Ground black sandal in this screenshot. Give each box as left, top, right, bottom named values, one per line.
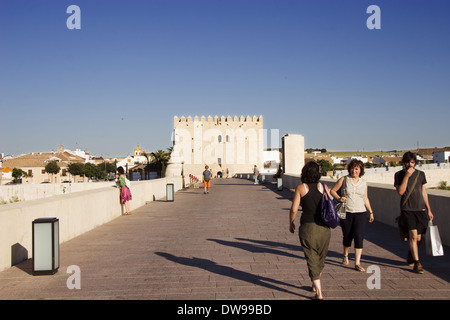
left=355, top=265, right=365, bottom=272
left=342, top=255, right=349, bottom=265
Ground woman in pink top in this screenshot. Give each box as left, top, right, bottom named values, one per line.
left=117, top=166, right=132, bottom=215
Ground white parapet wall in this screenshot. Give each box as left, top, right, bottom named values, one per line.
left=0, top=177, right=183, bottom=272
left=333, top=165, right=450, bottom=188
left=281, top=174, right=450, bottom=247
left=365, top=181, right=450, bottom=246
left=0, top=181, right=120, bottom=203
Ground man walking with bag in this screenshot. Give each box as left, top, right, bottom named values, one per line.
left=394, top=152, right=434, bottom=274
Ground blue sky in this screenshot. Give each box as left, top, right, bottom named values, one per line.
left=1, top=0, right=449, bottom=156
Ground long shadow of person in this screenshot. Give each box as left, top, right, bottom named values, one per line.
left=207, top=238, right=301, bottom=260
left=155, top=252, right=310, bottom=299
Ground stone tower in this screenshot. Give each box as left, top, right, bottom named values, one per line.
left=166, top=115, right=264, bottom=178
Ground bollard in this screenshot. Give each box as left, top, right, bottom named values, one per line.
left=277, top=178, right=283, bottom=191
left=32, top=217, right=59, bottom=275
left=166, top=182, right=174, bottom=201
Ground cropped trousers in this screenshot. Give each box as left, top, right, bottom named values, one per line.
left=299, top=222, right=331, bottom=281
left=340, top=212, right=368, bottom=249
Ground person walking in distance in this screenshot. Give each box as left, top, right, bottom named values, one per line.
left=203, top=165, right=212, bottom=194
left=394, top=152, right=434, bottom=274
left=253, top=165, right=260, bottom=184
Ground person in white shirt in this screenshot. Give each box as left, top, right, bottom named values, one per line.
left=331, top=160, right=374, bottom=272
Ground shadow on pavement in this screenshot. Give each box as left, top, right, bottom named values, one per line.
left=155, top=252, right=311, bottom=299
left=208, top=238, right=302, bottom=260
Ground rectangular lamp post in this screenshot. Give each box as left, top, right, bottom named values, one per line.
left=166, top=183, right=174, bottom=202
left=32, top=217, right=59, bottom=275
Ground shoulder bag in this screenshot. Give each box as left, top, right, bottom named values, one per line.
left=396, top=171, right=420, bottom=241
left=321, top=183, right=340, bottom=228
left=334, top=176, right=347, bottom=219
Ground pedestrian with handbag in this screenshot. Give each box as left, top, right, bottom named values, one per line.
left=289, top=161, right=331, bottom=300
left=331, top=159, right=374, bottom=272
left=394, top=152, right=434, bottom=274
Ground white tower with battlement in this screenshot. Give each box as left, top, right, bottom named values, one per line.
left=166, top=115, right=264, bottom=178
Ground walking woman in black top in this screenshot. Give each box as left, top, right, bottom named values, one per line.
left=289, top=161, right=331, bottom=300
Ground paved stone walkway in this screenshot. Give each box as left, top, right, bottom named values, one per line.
left=0, top=178, right=449, bottom=301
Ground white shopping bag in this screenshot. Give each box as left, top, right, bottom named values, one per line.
left=425, top=221, right=444, bottom=257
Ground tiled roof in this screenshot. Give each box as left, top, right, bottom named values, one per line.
left=2, top=152, right=84, bottom=169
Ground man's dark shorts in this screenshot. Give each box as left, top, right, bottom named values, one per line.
left=401, top=210, right=428, bottom=235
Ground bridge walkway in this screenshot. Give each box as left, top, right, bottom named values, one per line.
left=0, top=178, right=449, bottom=301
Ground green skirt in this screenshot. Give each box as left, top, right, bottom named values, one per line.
left=299, top=222, right=331, bottom=281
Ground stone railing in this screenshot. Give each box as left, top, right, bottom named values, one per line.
left=0, top=177, right=183, bottom=272
left=333, top=165, right=450, bottom=188
left=0, top=181, right=118, bottom=203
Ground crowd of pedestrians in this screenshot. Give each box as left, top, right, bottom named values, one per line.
left=289, top=151, right=435, bottom=299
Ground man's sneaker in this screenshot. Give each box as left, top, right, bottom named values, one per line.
left=413, top=261, right=424, bottom=274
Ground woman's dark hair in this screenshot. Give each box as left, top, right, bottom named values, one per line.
left=347, top=159, right=365, bottom=177
left=402, top=151, right=417, bottom=164
left=300, top=161, right=321, bottom=183
left=117, top=166, right=125, bottom=174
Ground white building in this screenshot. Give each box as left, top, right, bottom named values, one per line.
left=433, top=151, right=450, bottom=164
left=263, top=150, right=281, bottom=174
left=345, top=156, right=369, bottom=164
left=116, top=145, right=150, bottom=170
left=67, top=148, right=91, bottom=161
left=166, top=115, right=265, bottom=178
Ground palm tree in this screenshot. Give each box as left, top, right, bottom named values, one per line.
left=151, top=149, right=171, bottom=178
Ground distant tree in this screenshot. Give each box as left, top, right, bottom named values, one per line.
left=151, top=149, right=171, bottom=178
left=365, top=162, right=374, bottom=169
left=67, top=162, right=85, bottom=180
left=45, top=160, right=61, bottom=183
left=106, top=162, right=117, bottom=173
left=438, top=181, right=448, bottom=190
left=12, top=168, right=27, bottom=183
left=84, top=163, right=99, bottom=179
left=141, top=152, right=152, bottom=180
left=305, top=148, right=327, bottom=154
left=45, top=160, right=61, bottom=175
left=96, top=162, right=116, bottom=179
left=317, top=159, right=334, bottom=175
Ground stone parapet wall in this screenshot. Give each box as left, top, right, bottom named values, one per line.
left=0, top=177, right=182, bottom=272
